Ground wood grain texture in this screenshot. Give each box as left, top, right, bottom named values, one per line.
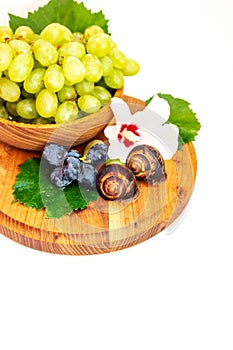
left=0, top=140, right=197, bottom=255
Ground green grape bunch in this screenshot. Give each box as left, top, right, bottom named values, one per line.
left=0, top=23, right=140, bottom=124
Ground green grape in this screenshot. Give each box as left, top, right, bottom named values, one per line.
left=40, top=23, right=73, bottom=45
left=23, top=68, right=46, bottom=94
left=121, top=58, right=140, bottom=76
left=96, top=77, right=115, bottom=93
left=0, top=26, right=13, bottom=43
left=64, top=78, right=74, bottom=86
left=16, top=98, right=38, bottom=119
left=104, top=68, right=124, bottom=89
left=40, top=23, right=65, bottom=45
left=91, top=86, right=112, bottom=105
left=0, top=104, right=9, bottom=119
left=74, top=79, right=94, bottom=96
left=0, top=77, right=21, bottom=102
left=54, top=101, right=78, bottom=123
left=36, top=89, right=58, bottom=118
left=82, top=54, right=103, bottom=82
left=110, top=41, right=117, bottom=49
left=58, top=42, right=85, bottom=60
left=9, top=39, right=32, bottom=56
left=0, top=43, right=13, bottom=71
left=86, top=33, right=113, bottom=57
left=34, top=34, right=40, bottom=42
left=84, top=25, right=104, bottom=40
left=98, top=56, right=113, bottom=76
left=33, top=39, right=58, bottom=67
left=62, top=56, right=86, bottom=84
left=14, top=26, right=35, bottom=43
left=44, top=64, right=65, bottom=92
left=78, top=95, right=101, bottom=114
left=60, top=25, right=73, bottom=43
left=8, top=53, right=34, bottom=83
left=108, top=48, right=127, bottom=69
left=57, top=85, right=77, bottom=103
left=6, top=101, right=19, bottom=116
left=32, top=116, right=54, bottom=124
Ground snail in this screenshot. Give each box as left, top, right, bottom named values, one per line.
left=126, top=144, right=166, bottom=185
left=96, top=160, right=138, bottom=201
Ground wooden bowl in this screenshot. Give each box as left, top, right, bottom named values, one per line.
left=0, top=88, right=123, bottom=151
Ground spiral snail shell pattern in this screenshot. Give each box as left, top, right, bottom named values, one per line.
left=126, top=145, right=166, bottom=185
left=96, top=164, right=138, bottom=201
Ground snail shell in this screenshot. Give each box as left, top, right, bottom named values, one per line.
left=126, top=145, right=166, bottom=185
left=96, top=163, right=138, bottom=201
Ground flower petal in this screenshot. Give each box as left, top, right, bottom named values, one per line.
left=106, top=98, right=179, bottom=160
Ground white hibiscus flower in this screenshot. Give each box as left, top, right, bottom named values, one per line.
left=104, top=97, right=178, bottom=162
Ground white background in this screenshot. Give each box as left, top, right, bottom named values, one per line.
left=0, top=0, right=233, bottom=349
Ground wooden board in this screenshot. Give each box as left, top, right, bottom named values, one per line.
left=0, top=140, right=197, bottom=255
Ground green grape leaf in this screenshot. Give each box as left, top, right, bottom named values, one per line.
left=12, top=158, right=44, bottom=210
left=13, top=157, right=99, bottom=219
left=145, top=95, right=155, bottom=107
left=8, top=0, right=109, bottom=34
left=157, top=93, right=201, bottom=149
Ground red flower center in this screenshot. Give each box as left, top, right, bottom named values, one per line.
left=117, top=124, right=141, bottom=147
